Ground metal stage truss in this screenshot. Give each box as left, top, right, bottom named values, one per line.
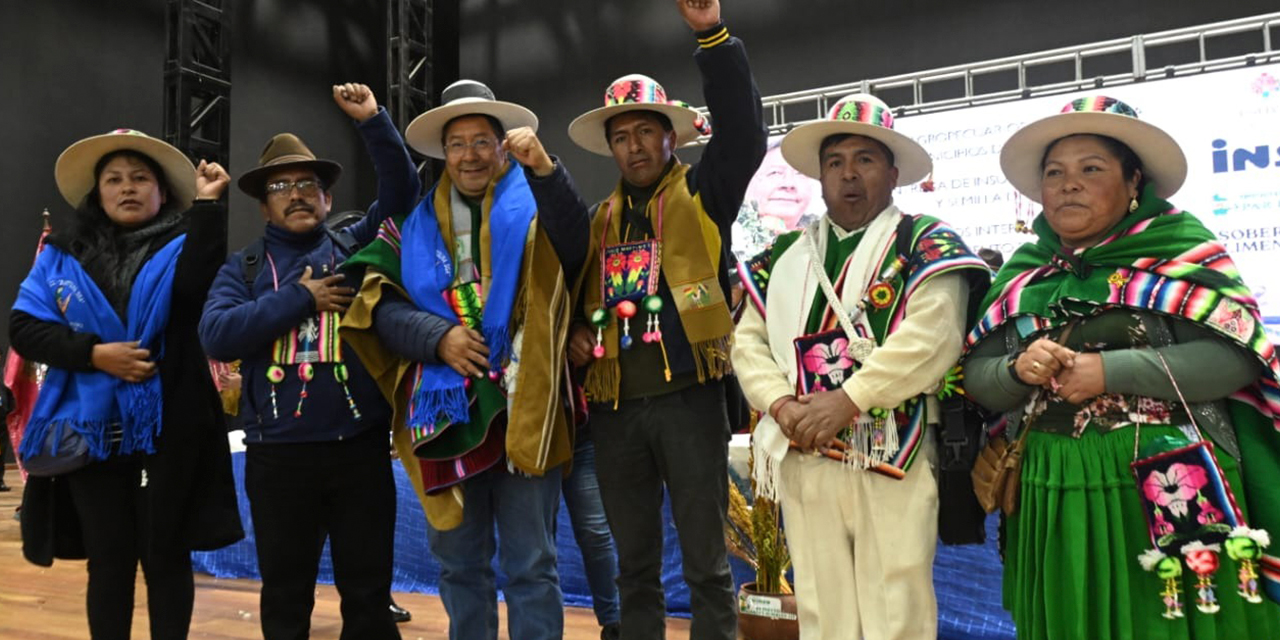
left=163, top=0, right=231, bottom=169
left=696, top=12, right=1280, bottom=139
left=388, top=0, right=435, bottom=177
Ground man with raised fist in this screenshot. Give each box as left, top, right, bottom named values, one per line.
left=340, top=79, right=591, bottom=640
left=566, top=1, right=767, bottom=637
left=199, top=82, right=419, bottom=640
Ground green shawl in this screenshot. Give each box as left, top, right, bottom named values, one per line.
left=964, top=183, right=1280, bottom=602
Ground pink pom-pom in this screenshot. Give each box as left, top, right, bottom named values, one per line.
left=593, top=344, right=606, bottom=358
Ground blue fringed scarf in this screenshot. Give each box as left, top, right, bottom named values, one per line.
left=400, top=165, right=535, bottom=426
left=13, top=235, right=185, bottom=463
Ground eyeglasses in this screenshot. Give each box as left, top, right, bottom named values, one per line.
left=444, top=138, right=498, bottom=157
left=264, top=179, right=322, bottom=200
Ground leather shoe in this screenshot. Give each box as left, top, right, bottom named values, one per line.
left=390, top=598, right=411, bottom=624
left=600, top=622, right=620, bottom=640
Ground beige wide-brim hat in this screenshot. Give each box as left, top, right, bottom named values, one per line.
left=1000, top=95, right=1187, bottom=203
left=780, top=93, right=932, bottom=185
left=567, top=74, right=708, bottom=157
left=405, top=80, right=538, bottom=159
left=54, top=129, right=197, bottom=210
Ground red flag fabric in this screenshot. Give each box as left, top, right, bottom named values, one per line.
left=4, top=212, right=51, bottom=480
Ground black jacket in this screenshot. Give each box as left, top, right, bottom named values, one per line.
left=608, top=29, right=767, bottom=395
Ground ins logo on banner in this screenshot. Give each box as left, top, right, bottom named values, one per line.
left=1212, top=140, right=1280, bottom=174
left=1212, top=72, right=1280, bottom=175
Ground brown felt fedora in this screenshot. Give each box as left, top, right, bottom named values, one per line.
left=236, top=133, right=343, bottom=199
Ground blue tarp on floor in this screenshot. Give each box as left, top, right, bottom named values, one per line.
left=193, top=452, right=1015, bottom=639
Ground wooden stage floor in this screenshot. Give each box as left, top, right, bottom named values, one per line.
left=0, top=468, right=692, bottom=639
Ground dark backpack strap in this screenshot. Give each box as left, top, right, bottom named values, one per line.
left=325, top=226, right=361, bottom=258
left=240, top=237, right=265, bottom=291
left=894, top=212, right=916, bottom=263
left=890, top=211, right=985, bottom=544
left=239, top=227, right=363, bottom=294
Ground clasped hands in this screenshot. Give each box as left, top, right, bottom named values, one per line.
left=771, top=389, right=860, bottom=452
left=1013, top=337, right=1106, bottom=405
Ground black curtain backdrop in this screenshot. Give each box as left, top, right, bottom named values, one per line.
left=1, top=0, right=1276, bottom=340
left=0, top=0, right=384, bottom=341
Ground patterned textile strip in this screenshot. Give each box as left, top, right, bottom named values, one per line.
left=887, top=222, right=992, bottom=333
left=966, top=214, right=1280, bottom=442
left=375, top=217, right=402, bottom=255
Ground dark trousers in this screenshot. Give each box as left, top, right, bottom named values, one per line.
left=591, top=381, right=737, bottom=640
left=66, top=456, right=195, bottom=640
left=244, top=425, right=400, bottom=640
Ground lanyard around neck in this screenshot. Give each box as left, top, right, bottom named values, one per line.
left=601, top=191, right=664, bottom=248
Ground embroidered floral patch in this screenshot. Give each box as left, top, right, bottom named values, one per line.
left=910, top=229, right=966, bottom=267
left=794, top=329, right=856, bottom=393
left=603, top=239, right=659, bottom=306
left=1132, top=440, right=1241, bottom=553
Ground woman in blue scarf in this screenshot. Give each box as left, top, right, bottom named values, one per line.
left=8, top=130, right=243, bottom=639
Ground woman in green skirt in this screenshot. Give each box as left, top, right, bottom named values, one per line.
left=964, top=95, right=1280, bottom=639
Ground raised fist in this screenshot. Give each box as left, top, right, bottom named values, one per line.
left=333, top=82, right=379, bottom=122
left=194, top=159, right=230, bottom=200
left=504, top=127, right=555, bottom=177
left=675, top=0, right=720, bottom=32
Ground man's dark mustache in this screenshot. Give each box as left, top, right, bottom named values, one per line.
left=286, top=204, right=314, bottom=215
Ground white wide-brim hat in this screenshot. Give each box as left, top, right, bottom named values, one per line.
left=55, top=129, right=197, bottom=210
left=567, top=74, right=709, bottom=157
left=405, top=80, right=538, bottom=159
left=1000, top=95, right=1187, bottom=203
left=779, top=93, right=932, bottom=186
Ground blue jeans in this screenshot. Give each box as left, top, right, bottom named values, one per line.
left=562, top=435, right=622, bottom=627
left=426, top=463, right=564, bottom=640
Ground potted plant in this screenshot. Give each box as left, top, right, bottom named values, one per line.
left=726, top=412, right=799, bottom=640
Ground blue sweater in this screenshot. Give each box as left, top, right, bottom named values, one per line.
left=198, top=108, right=420, bottom=443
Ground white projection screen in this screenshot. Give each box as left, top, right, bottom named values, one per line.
left=731, top=62, right=1280, bottom=337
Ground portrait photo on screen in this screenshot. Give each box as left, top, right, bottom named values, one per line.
left=733, top=136, right=825, bottom=259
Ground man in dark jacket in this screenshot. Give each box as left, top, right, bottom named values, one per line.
left=564, top=1, right=766, bottom=638
left=198, top=83, right=418, bottom=640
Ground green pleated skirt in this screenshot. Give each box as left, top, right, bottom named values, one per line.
left=1004, top=426, right=1280, bottom=640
